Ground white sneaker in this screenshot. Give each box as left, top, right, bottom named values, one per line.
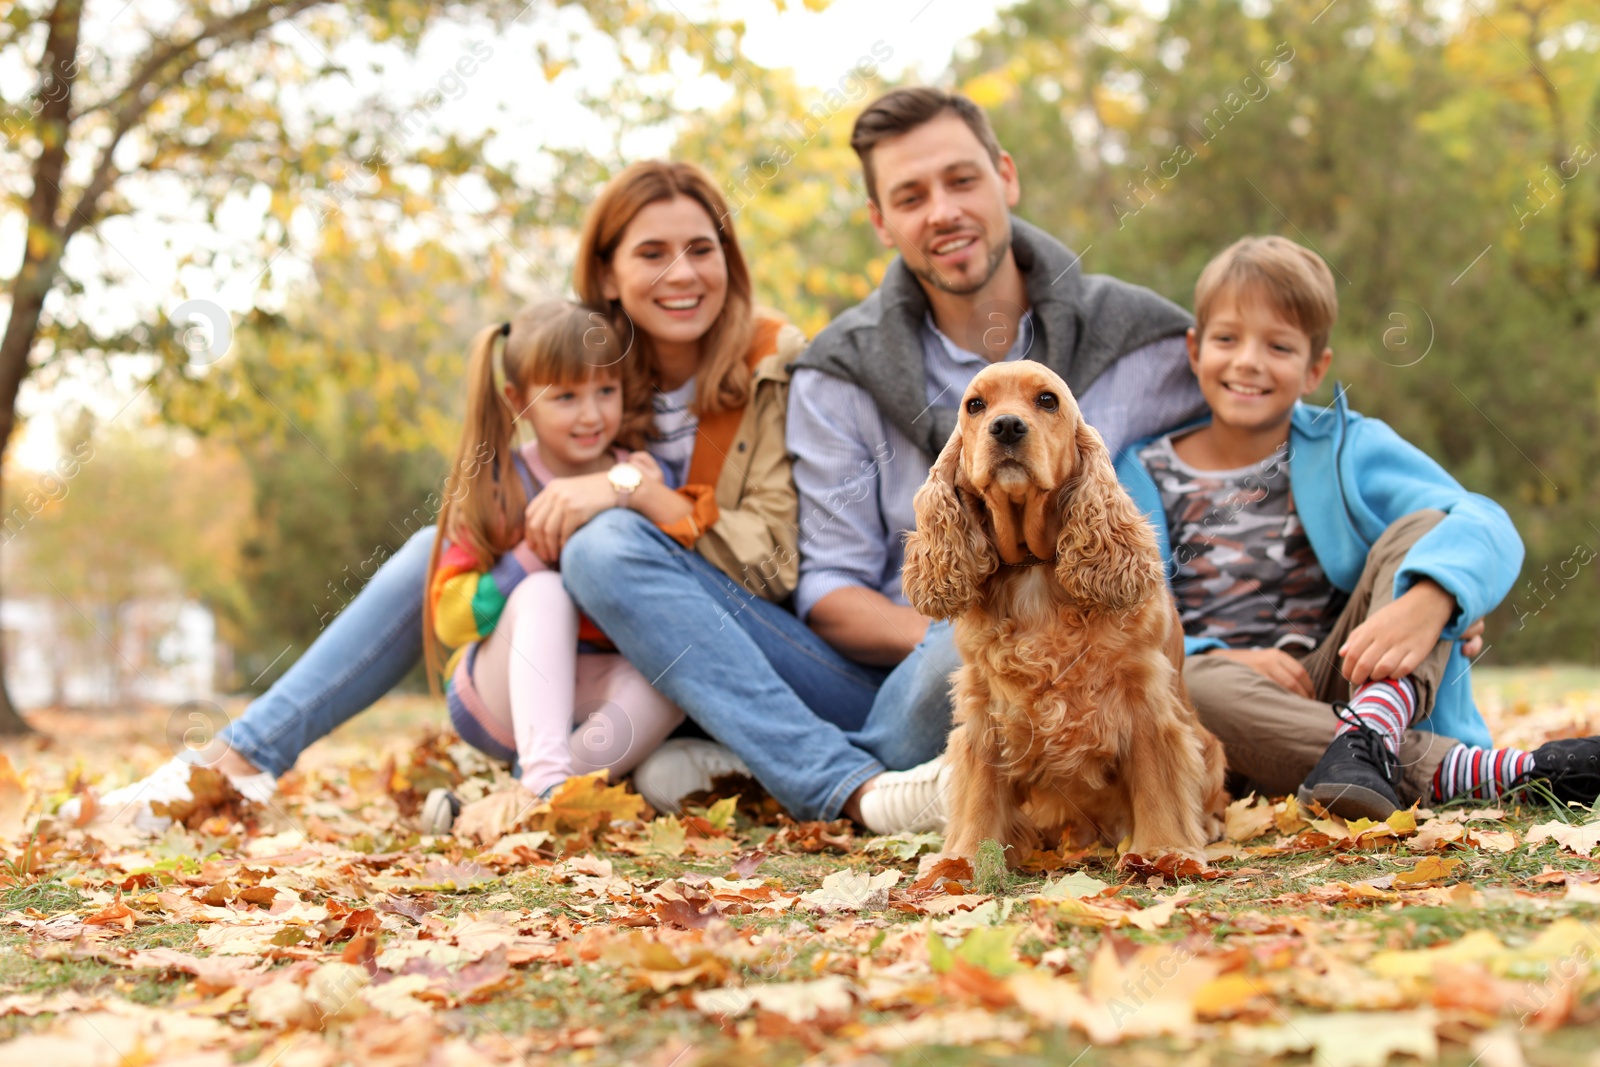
left=631, top=739, right=751, bottom=814
left=858, top=756, right=951, bottom=835
left=421, top=788, right=462, bottom=834
left=57, top=756, right=278, bottom=834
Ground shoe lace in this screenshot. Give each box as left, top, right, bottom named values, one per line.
left=1331, top=701, right=1400, bottom=787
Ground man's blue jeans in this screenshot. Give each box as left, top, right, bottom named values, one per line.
left=218, top=513, right=959, bottom=820
left=562, top=509, right=959, bottom=819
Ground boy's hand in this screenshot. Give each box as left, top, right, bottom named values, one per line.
left=1206, top=647, right=1315, bottom=699
left=1339, top=579, right=1456, bottom=687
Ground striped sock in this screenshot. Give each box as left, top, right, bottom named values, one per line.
left=1431, top=743, right=1537, bottom=802
left=1333, top=677, right=1417, bottom=756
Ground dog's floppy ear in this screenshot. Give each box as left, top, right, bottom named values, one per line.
left=903, top=427, right=997, bottom=618
left=1054, top=420, right=1162, bottom=612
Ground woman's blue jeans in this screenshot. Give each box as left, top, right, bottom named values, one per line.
left=219, top=528, right=438, bottom=776
left=561, top=510, right=959, bottom=819
left=219, top=514, right=959, bottom=820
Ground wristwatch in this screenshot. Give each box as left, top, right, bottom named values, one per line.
left=607, top=462, right=643, bottom=508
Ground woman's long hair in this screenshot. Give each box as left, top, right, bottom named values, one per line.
left=573, top=160, right=756, bottom=439
left=423, top=300, right=629, bottom=689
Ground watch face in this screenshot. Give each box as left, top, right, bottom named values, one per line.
left=610, top=464, right=643, bottom=490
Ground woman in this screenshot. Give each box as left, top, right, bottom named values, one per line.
left=64, top=161, right=914, bottom=831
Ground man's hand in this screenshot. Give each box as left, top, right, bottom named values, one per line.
left=1205, top=646, right=1314, bottom=699
left=1339, top=579, right=1457, bottom=687
left=523, top=472, right=616, bottom=564
left=808, top=586, right=931, bottom=667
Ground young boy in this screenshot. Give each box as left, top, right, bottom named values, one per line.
left=1115, top=236, right=1599, bottom=820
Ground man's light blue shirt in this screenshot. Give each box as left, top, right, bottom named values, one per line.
left=787, top=322, right=1203, bottom=620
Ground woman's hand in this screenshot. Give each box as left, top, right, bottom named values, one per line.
left=1206, top=646, right=1315, bottom=699
left=1339, top=579, right=1457, bottom=687
left=523, top=472, right=617, bottom=564
left=626, top=450, right=666, bottom=488
left=621, top=450, right=695, bottom=526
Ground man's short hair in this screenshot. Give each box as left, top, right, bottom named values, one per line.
left=1194, top=236, right=1339, bottom=356
left=850, top=87, right=1004, bottom=204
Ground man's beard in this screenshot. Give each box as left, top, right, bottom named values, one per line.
left=910, top=225, right=1012, bottom=296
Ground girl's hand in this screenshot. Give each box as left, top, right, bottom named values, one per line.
left=1459, top=617, right=1486, bottom=658
left=1339, top=579, right=1457, bottom=688
left=1206, top=646, right=1315, bottom=699
left=523, top=472, right=616, bottom=564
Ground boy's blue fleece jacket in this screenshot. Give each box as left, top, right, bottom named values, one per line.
left=1114, top=388, right=1522, bottom=749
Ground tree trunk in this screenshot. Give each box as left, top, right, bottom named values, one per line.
left=0, top=627, right=30, bottom=736
left=0, top=0, right=83, bottom=735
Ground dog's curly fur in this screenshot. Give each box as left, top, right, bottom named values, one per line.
left=902, top=362, right=1228, bottom=865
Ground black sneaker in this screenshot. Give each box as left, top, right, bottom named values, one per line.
left=1518, top=738, right=1600, bottom=807
left=1296, top=704, right=1403, bottom=821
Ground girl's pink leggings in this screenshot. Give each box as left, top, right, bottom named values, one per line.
left=467, top=571, right=683, bottom=796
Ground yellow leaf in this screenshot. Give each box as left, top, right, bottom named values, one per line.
left=1386, top=809, right=1419, bottom=835
left=0, top=753, right=30, bottom=842
left=537, top=772, right=645, bottom=832
left=646, top=815, right=688, bottom=858
left=1225, top=794, right=1275, bottom=842
left=1274, top=795, right=1309, bottom=834
left=703, top=795, right=738, bottom=832
left=1395, top=856, right=1461, bottom=885
left=1192, top=973, right=1267, bottom=1018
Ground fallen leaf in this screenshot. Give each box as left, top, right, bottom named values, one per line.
left=645, top=815, right=687, bottom=857
left=1228, top=1009, right=1438, bottom=1067
left=1527, top=820, right=1600, bottom=856
left=862, top=832, right=945, bottom=861
left=911, top=856, right=974, bottom=892
left=800, top=869, right=899, bottom=913
left=541, top=772, right=645, bottom=832
left=1394, top=857, right=1462, bottom=885
left=860, top=1008, right=1029, bottom=1050
left=0, top=753, right=31, bottom=842
left=453, top=789, right=540, bottom=845
left=1226, top=794, right=1276, bottom=842
left=693, top=975, right=855, bottom=1023
left=1039, top=871, right=1110, bottom=899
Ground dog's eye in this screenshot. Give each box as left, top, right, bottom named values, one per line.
left=1037, top=392, right=1059, bottom=412
left=965, top=397, right=986, bottom=416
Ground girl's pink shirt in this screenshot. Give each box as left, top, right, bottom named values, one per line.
left=509, top=441, right=631, bottom=575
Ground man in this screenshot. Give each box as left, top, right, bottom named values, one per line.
left=637, top=87, right=1207, bottom=832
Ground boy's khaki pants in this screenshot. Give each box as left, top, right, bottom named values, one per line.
left=1182, top=510, right=1465, bottom=807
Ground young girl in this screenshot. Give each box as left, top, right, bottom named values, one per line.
left=420, top=300, right=684, bottom=831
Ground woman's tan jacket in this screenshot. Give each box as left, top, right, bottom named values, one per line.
left=656, top=316, right=802, bottom=602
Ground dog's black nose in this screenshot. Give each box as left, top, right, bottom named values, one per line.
left=989, top=414, right=1027, bottom=446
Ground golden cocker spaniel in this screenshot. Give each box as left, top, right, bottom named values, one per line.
left=902, top=361, right=1227, bottom=866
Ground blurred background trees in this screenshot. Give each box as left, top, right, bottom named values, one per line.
left=4, top=0, right=1596, bottom=720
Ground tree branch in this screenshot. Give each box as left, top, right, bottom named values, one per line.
left=60, top=0, right=328, bottom=244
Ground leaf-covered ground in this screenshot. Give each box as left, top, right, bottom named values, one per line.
left=1, top=666, right=1597, bottom=1067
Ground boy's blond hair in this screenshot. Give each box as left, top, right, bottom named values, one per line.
left=1194, top=236, right=1338, bottom=356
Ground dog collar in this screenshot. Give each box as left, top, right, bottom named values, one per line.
left=1001, top=553, right=1055, bottom=568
